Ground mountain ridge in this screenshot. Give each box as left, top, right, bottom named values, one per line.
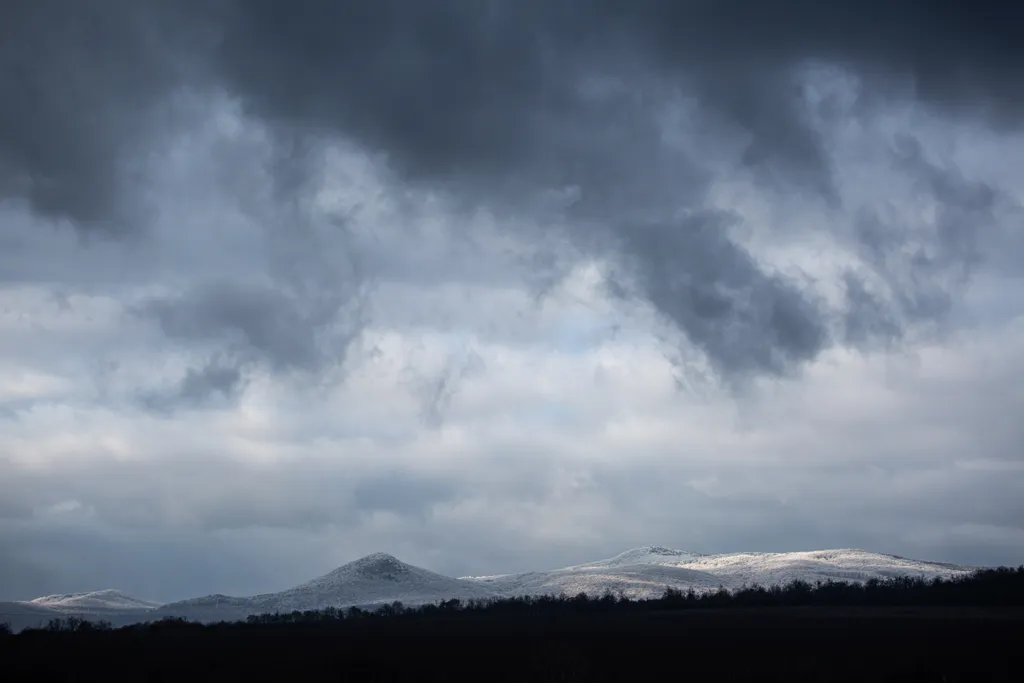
left=152, top=552, right=497, bottom=623
left=3, top=546, right=977, bottom=631
left=459, top=547, right=973, bottom=601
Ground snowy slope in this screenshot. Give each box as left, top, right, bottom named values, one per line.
left=30, top=589, right=161, bottom=612
left=463, top=546, right=721, bottom=600
left=569, top=546, right=707, bottom=569
left=462, top=547, right=972, bottom=600
left=465, top=564, right=724, bottom=600
left=154, top=553, right=498, bottom=623
left=678, top=549, right=971, bottom=588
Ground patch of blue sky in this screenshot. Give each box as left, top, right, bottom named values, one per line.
left=550, top=310, right=612, bottom=355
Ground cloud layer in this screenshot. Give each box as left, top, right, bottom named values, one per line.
left=1, top=1, right=1022, bottom=601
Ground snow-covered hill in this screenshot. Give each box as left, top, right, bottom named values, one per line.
left=2, top=589, right=161, bottom=632
left=569, top=546, right=708, bottom=570
left=30, top=589, right=161, bottom=612
left=461, top=546, right=973, bottom=600
left=677, top=549, right=969, bottom=588
left=153, top=552, right=498, bottom=623
left=465, top=563, right=725, bottom=600
left=1, top=547, right=976, bottom=631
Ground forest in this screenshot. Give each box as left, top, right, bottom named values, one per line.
left=3, top=566, right=1023, bottom=682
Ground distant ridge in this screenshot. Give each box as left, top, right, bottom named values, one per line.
left=3, top=546, right=975, bottom=631
left=460, top=547, right=973, bottom=600
left=30, top=589, right=160, bottom=612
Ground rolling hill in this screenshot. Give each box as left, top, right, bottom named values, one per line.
left=29, top=589, right=161, bottom=612
left=461, top=546, right=973, bottom=600
left=2, top=547, right=975, bottom=630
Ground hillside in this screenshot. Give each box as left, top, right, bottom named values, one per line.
left=154, top=553, right=497, bottom=623
left=462, top=547, right=972, bottom=600
left=30, top=589, right=161, bottom=612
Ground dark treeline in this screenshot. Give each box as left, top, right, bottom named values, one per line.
left=3, top=567, right=1023, bottom=682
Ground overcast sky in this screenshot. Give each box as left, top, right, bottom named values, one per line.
left=2, top=0, right=1023, bottom=603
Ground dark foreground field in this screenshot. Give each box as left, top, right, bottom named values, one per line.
left=4, top=569, right=1023, bottom=682
left=3, top=607, right=1022, bottom=682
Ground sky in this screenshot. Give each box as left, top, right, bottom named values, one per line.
left=1, top=0, right=1023, bottom=603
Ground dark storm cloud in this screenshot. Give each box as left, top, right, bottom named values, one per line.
left=3, top=0, right=1022, bottom=378
left=177, top=358, right=247, bottom=402
left=607, top=1, right=1023, bottom=117
left=9, top=0, right=1016, bottom=222
left=612, top=210, right=829, bottom=378
left=206, top=0, right=1024, bottom=186
left=136, top=281, right=359, bottom=374
left=139, top=356, right=249, bottom=414
left=0, top=0, right=211, bottom=231
left=4, top=0, right=1024, bottom=605
left=203, top=0, right=837, bottom=379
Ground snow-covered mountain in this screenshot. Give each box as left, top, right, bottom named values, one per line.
left=461, top=546, right=973, bottom=600
left=30, top=589, right=161, bottom=612
left=1, top=547, right=976, bottom=631
left=1, top=590, right=160, bottom=633
left=152, top=552, right=497, bottom=623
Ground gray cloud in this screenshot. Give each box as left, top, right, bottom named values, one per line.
left=4, top=1, right=1021, bottom=378
left=0, top=0, right=210, bottom=231
left=351, top=472, right=459, bottom=519
left=139, top=356, right=249, bottom=414
left=890, top=133, right=996, bottom=276
left=177, top=359, right=246, bottom=403
left=203, top=0, right=1024, bottom=187
left=844, top=133, right=1013, bottom=344
left=841, top=271, right=902, bottom=348
left=610, top=210, right=829, bottom=378
left=2, top=1, right=1023, bottom=602
left=412, top=346, right=487, bottom=428
left=136, top=280, right=362, bottom=375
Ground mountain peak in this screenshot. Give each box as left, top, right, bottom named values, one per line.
left=615, top=546, right=705, bottom=560
left=252, top=551, right=497, bottom=613
left=357, top=551, right=401, bottom=563
left=341, top=553, right=411, bottom=579
left=636, top=546, right=691, bottom=556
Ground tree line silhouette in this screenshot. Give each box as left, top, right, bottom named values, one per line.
left=3, top=566, right=1022, bottom=681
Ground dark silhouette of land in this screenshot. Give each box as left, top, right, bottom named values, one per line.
left=3, top=567, right=1022, bottom=681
